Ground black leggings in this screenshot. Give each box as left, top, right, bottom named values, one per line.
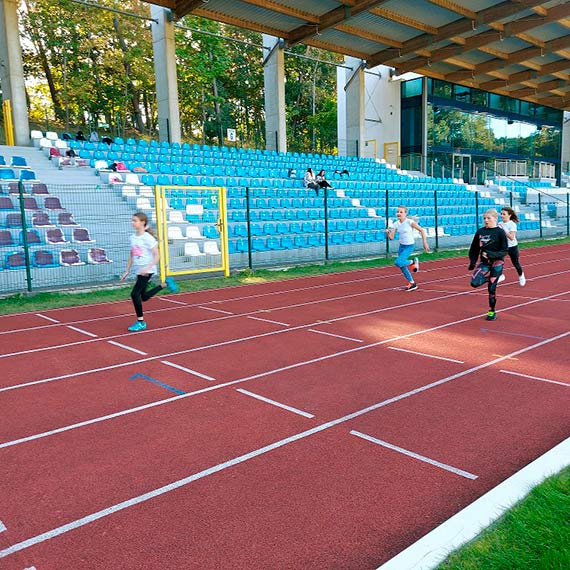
left=471, top=260, right=504, bottom=311
left=130, top=274, right=163, bottom=318
left=507, top=246, right=523, bottom=276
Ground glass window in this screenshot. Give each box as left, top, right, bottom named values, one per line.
left=433, top=80, right=452, bottom=99
left=471, top=89, right=487, bottom=106
left=401, top=78, right=422, bottom=98
left=454, top=84, right=470, bottom=103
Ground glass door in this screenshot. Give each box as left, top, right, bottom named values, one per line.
left=452, top=153, right=471, bottom=183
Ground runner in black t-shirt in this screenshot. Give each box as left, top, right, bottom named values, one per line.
left=468, top=208, right=508, bottom=321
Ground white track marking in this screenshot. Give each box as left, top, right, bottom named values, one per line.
left=34, top=313, right=60, bottom=323
left=157, top=297, right=187, bottom=306
left=1, top=264, right=566, bottom=361
left=500, top=369, right=570, bottom=388
left=198, top=306, right=234, bottom=315
left=2, top=285, right=569, bottom=397
left=66, top=326, right=98, bottom=338
left=308, top=329, right=363, bottom=343
left=247, top=316, right=290, bottom=326
left=1, top=330, right=568, bottom=559
left=0, top=520, right=6, bottom=532
left=106, top=342, right=147, bottom=356
left=1, top=293, right=568, bottom=450
left=378, top=436, right=570, bottom=570
left=388, top=347, right=464, bottom=364
left=350, top=430, right=477, bottom=480
left=236, top=389, right=314, bottom=418
left=160, top=361, right=215, bottom=382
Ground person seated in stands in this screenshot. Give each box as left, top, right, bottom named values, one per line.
left=303, top=168, right=321, bottom=197
left=89, top=131, right=99, bottom=142
left=316, top=170, right=333, bottom=191
left=65, top=148, right=77, bottom=166
left=287, top=168, right=297, bottom=179
left=75, top=130, right=86, bottom=141
left=102, top=136, right=113, bottom=146
left=334, top=168, right=350, bottom=177
left=110, top=160, right=128, bottom=172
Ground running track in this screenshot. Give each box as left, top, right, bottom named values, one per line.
left=0, top=244, right=569, bottom=570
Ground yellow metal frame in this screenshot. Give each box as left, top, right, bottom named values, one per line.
left=3, top=100, right=14, bottom=146
left=155, top=185, right=230, bottom=281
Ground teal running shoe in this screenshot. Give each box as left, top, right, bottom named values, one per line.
left=128, top=320, right=147, bottom=332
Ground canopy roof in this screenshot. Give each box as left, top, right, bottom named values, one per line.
left=146, top=0, right=570, bottom=110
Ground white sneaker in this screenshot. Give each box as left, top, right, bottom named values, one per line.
left=498, top=274, right=506, bottom=283
left=413, top=257, right=419, bottom=273
left=519, top=273, right=526, bottom=286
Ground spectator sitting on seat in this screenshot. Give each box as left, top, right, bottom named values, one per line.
left=65, top=148, right=77, bottom=166
left=89, top=131, right=99, bottom=142
left=316, top=170, right=333, bottom=191
left=287, top=168, right=297, bottom=179
left=303, top=168, right=320, bottom=197
left=102, top=136, right=113, bottom=146
left=75, top=130, right=86, bottom=141
left=110, top=160, right=128, bottom=172
left=334, top=168, right=350, bottom=177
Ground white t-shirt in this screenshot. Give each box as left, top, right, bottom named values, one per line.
left=130, top=231, right=158, bottom=274
left=499, top=220, right=517, bottom=247
left=392, top=218, right=415, bottom=245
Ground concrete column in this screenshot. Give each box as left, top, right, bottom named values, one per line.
left=561, top=111, right=570, bottom=174
left=339, top=56, right=365, bottom=157
left=262, top=35, right=286, bottom=153
left=150, top=7, right=181, bottom=143
left=0, top=0, right=30, bottom=145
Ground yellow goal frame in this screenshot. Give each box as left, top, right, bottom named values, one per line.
left=154, top=185, right=230, bottom=281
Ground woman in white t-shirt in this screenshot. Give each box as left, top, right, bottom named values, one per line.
left=120, top=212, right=178, bottom=331
left=385, top=205, right=431, bottom=291
left=499, top=207, right=526, bottom=286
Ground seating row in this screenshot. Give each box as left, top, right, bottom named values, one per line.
left=2, top=247, right=111, bottom=270
left=0, top=227, right=94, bottom=247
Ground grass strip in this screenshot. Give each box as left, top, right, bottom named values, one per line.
left=437, top=467, right=570, bottom=570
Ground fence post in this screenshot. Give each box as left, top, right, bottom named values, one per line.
left=245, top=186, right=253, bottom=270
left=538, top=193, right=543, bottom=239
left=433, top=189, right=439, bottom=251
left=17, top=180, right=33, bottom=292
left=475, top=190, right=479, bottom=227
left=324, top=185, right=329, bottom=261
left=385, top=187, right=390, bottom=257
left=509, top=191, right=513, bottom=208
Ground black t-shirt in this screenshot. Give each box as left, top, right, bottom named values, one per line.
left=469, top=226, right=508, bottom=266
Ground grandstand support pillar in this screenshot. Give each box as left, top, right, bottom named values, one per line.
left=337, top=57, right=365, bottom=157
left=150, top=7, right=181, bottom=144
left=262, top=35, right=286, bottom=153
left=0, top=0, right=30, bottom=146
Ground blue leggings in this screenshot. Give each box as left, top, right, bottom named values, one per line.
left=395, top=243, right=415, bottom=282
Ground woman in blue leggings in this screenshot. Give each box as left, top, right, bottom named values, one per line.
left=386, top=206, right=431, bottom=291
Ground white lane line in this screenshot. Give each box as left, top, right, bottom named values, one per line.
left=236, top=388, right=315, bottom=418
left=161, top=360, right=216, bottom=382
left=308, top=329, right=363, bottom=343
left=500, top=369, right=570, bottom=388
left=247, top=316, right=290, bottom=326
left=107, top=341, right=147, bottom=356
left=388, top=346, right=464, bottom=364
left=198, top=306, right=234, bottom=315
left=2, top=331, right=568, bottom=560
left=2, top=312, right=568, bottom=454
left=0, top=520, right=6, bottom=532
left=157, top=297, right=187, bottom=305
left=378, top=436, right=570, bottom=570
left=350, top=430, right=477, bottom=480
left=1, top=267, right=566, bottom=360
left=67, top=326, right=98, bottom=338
left=35, top=313, right=60, bottom=323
